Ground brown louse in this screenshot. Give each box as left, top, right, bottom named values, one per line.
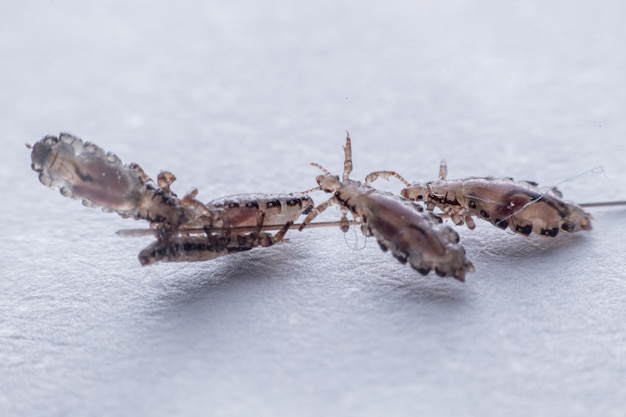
left=366, top=160, right=592, bottom=237
left=299, top=133, right=474, bottom=282
left=29, top=133, right=313, bottom=265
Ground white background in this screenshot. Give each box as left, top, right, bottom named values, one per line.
left=1, top=1, right=625, bottom=416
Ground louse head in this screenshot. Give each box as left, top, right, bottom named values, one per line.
left=316, top=174, right=342, bottom=193
left=401, top=183, right=427, bottom=201
left=309, top=162, right=342, bottom=193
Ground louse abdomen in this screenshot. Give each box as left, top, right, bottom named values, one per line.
left=138, top=221, right=292, bottom=265
left=348, top=191, right=473, bottom=281
left=31, top=134, right=145, bottom=211
left=139, top=236, right=234, bottom=265
left=31, top=133, right=188, bottom=224
left=461, top=179, right=592, bottom=237
left=205, top=193, right=314, bottom=228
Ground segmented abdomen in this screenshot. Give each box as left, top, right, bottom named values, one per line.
left=205, top=193, right=314, bottom=229
left=139, top=222, right=293, bottom=265
left=139, top=235, right=249, bottom=265
left=403, top=178, right=592, bottom=237
left=460, top=179, right=591, bottom=236
left=30, top=133, right=184, bottom=224
left=340, top=184, right=473, bottom=281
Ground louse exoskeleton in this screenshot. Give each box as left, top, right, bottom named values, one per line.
left=29, top=133, right=314, bottom=234
left=29, top=133, right=314, bottom=265
left=138, top=216, right=294, bottom=265
left=365, top=160, right=593, bottom=237
left=29, top=133, right=200, bottom=227
left=204, top=193, right=314, bottom=232
left=299, top=133, right=474, bottom=282
left=140, top=193, right=314, bottom=265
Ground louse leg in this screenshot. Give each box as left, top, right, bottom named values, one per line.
left=364, top=170, right=411, bottom=187
left=298, top=196, right=341, bottom=231
left=339, top=207, right=351, bottom=233
left=447, top=209, right=464, bottom=226
left=180, top=188, right=216, bottom=220
left=152, top=172, right=217, bottom=223
left=157, top=171, right=177, bottom=195
left=129, top=162, right=157, bottom=187
left=464, top=215, right=476, bottom=230
left=443, top=206, right=478, bottom=229
left=255, top=219, right=292, bottom=247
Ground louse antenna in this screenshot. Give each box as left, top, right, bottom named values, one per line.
left=310, top=162, right=332, bottom=175
left=297, top=162, right=333, bottom=194
left=300, top=185, right=322, bottom=194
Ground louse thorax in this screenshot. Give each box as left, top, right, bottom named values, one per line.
left=334, top=178, right=369, bottom=197
left=401, top=180, right=465, bottom=210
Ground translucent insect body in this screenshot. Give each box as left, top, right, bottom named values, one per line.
left=30, top=133, right=312, bottom=265
left=366, top=161, right=593, bottom=237
left=30, top=132, right=620, bottom=281
left=299, top=133, right=474, bottom=282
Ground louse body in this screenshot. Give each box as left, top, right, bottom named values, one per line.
left=30, top=133, right=194, bottom=226
left=366, top=161, right=592, bottom=237
left=205, top=193, right=313, bottom=232
left=139, top=219, right=293, bottom=265
left=300, top=134, right=474, bottom=281
left=30, top=133, right=313, bottom=265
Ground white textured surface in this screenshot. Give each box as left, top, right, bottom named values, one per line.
left=2, top=1, right=626, bottom=416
